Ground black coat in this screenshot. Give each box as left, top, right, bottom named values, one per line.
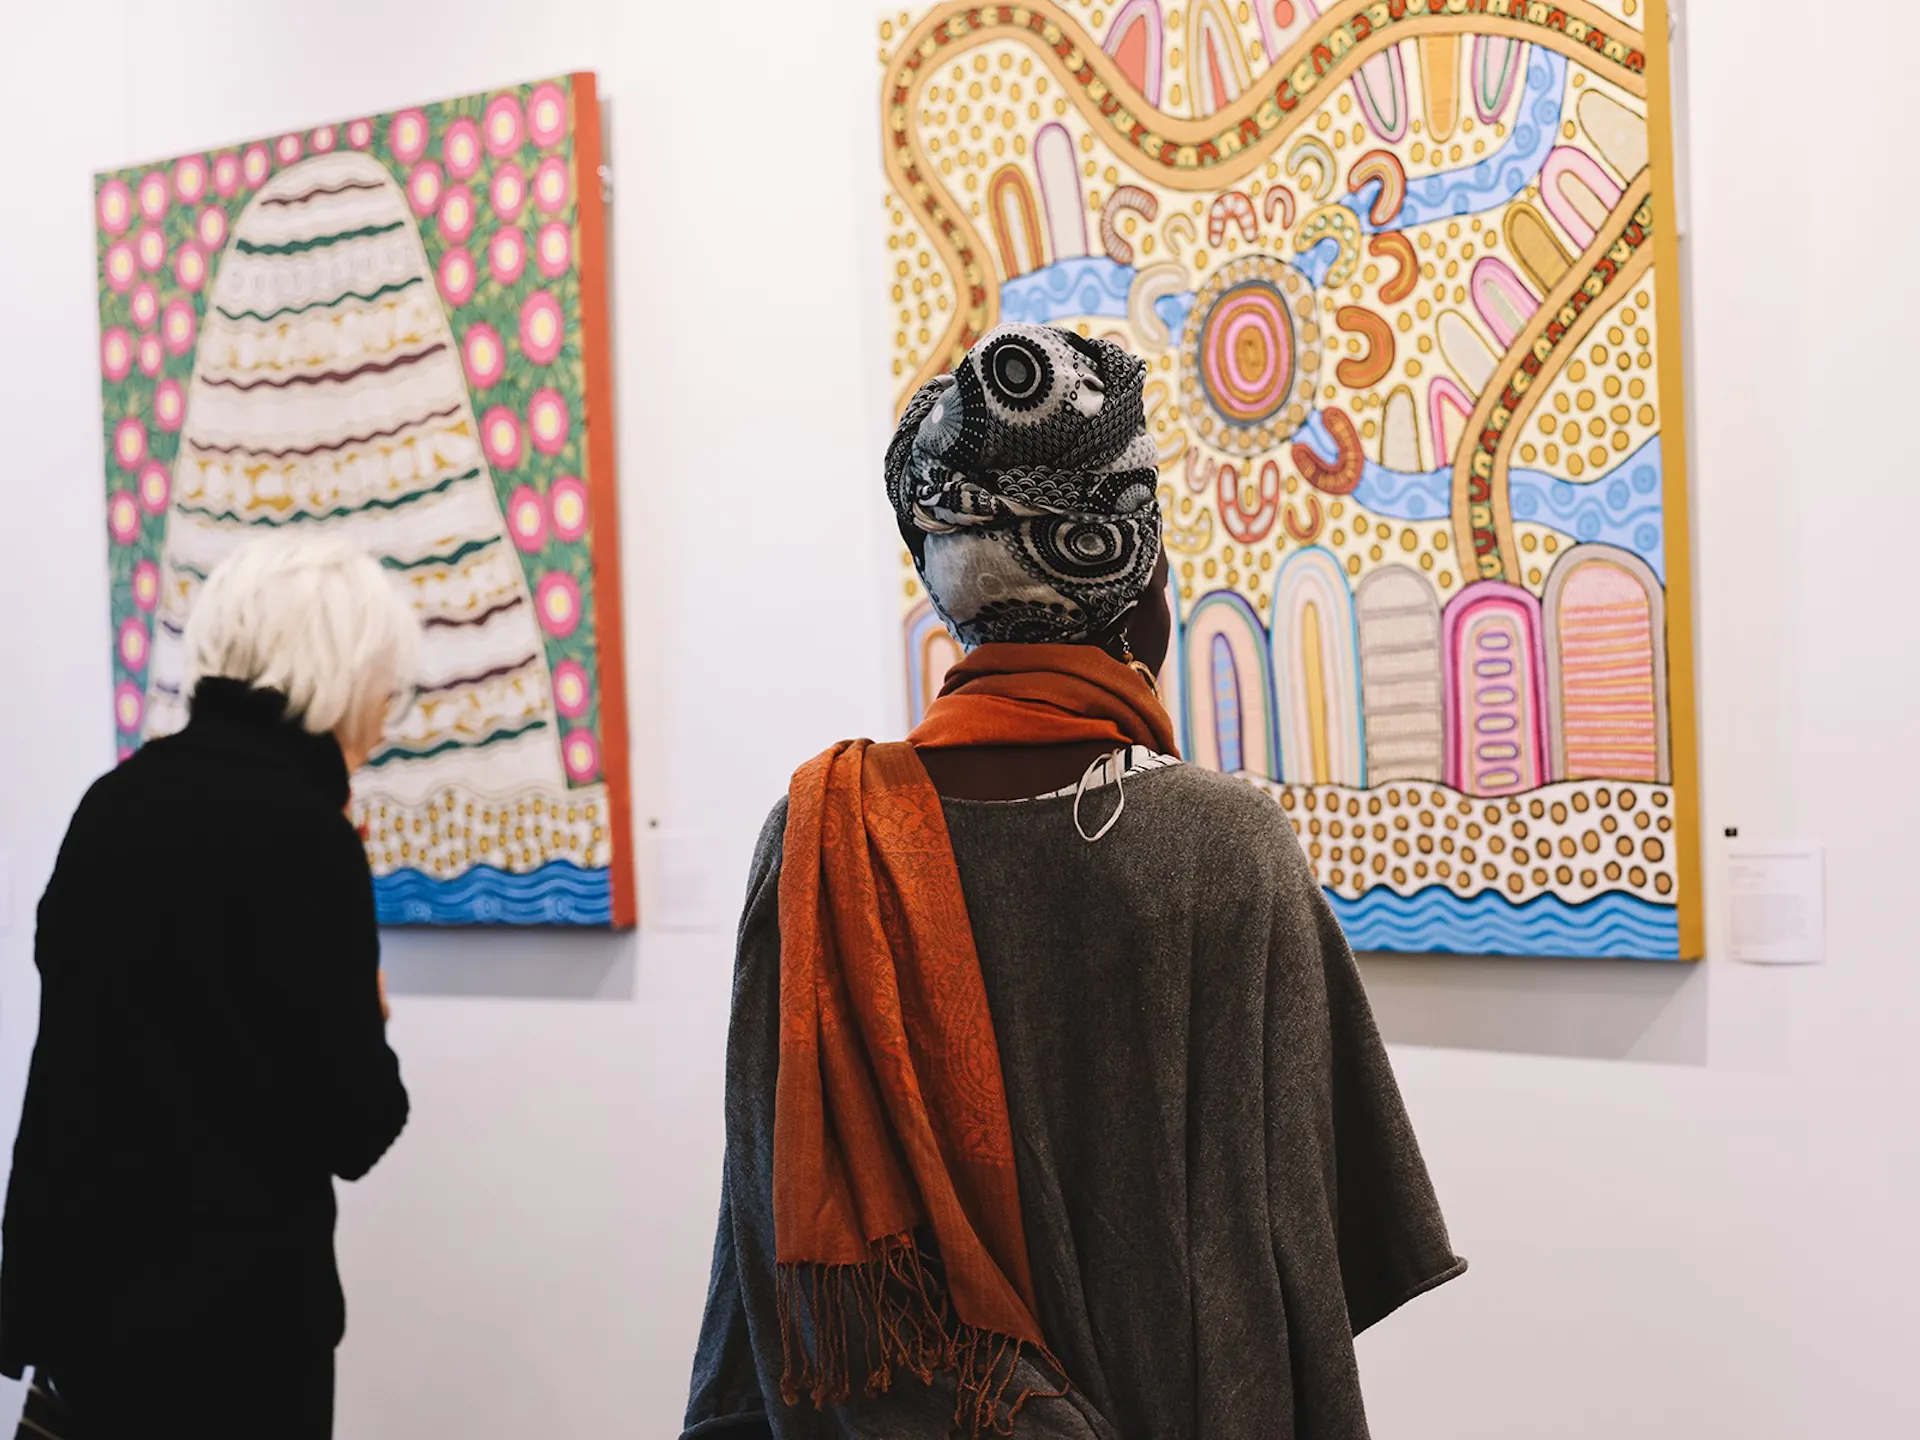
left=0, top=680, right=409, bottom=1377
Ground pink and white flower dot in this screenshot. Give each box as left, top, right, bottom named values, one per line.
left=553, top=661, right=591, bottom=719
left=137, top=172, right=169, bottom=220
left=114, top=682, right=144, bottom=735
left=491, top=164, right=527, bottom=222
left=536, top=572, right=582, bottom=638
left=528, top=389, right=570, bottom=457
left=549, top=475, right=591, bottom=543
left=437, top=247, right=476, bottom=307
left=118, top=617, right=151, bottom=671
left=113, top=419, right=147, bottom=470
left=132, top=561, right=161, bottom=613
left=162, top=300, right=196, bottom=357
left=528, top=84, right=568, bottom=148
left=390, top=110, right=429, bottom=164
left=532, top=157, right=570, bottom=214
left=172, top=156, right=208, bottom=204
left=519, top=290, right=563, bottom=366
left=101, top=328, right=134, bottom=383
left=443, top=119, right=482, bottom=180
left=536, top=221, right=571, bottom=278
left=173, top=244, right=208, bottom=293
left=408, top=162, right=444, bottom=216
left=105, top=243, right=137, bottom=293
left=108, top=491, right=142, bottom=544
left=138, top=461, right=171, bottom=515
left=481, top=406, right=524, bottom=469
left=98, top=180, right=134, bottom=235
left=563, top=730, right=600, bottom=783
left=463, top=324, right=506, bottom=388
left=154, top=380, right=186, bottom=431
left=507, top=485, right=547, bottom=552
left=489, top=228, right=527, bottom=286
left=484, top=95, right=526, bottom=157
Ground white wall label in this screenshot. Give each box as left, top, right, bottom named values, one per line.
left=1725, top=841, right=1825, bottom=965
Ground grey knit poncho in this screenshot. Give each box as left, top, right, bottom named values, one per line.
left=684, top=765, right=1463, bottom=1439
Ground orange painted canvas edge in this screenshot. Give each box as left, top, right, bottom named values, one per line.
left=1644, top=1, right=1704, bottom=960
left=572, top=71, right=638, bottom=931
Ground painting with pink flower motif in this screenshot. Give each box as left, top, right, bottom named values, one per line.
left=93, top=73, right=637, bottom=928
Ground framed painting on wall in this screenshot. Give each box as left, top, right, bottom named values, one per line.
left=93, top=74, right=636, bottom=928
left=882, top=0, right=1701, bottom=959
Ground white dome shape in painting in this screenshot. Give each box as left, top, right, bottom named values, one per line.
left=146, top=151, right=608, bottom=922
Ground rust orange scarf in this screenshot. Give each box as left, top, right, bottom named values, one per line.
left=775, top=644, right=1176, bottom=1431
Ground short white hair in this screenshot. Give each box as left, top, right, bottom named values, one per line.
left=184, top=534, right=421, bottom=737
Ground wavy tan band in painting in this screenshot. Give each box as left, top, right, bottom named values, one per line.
left=882, top=0, right=1649, bottom=403
left=1449, top=169, right=1656, bottom=584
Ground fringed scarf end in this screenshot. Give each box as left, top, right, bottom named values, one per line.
left=776, top=1236, right=1066, bottom=1437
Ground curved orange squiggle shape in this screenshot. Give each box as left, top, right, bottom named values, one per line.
left=1292, top=407, right=1365, bottom=496
left=1162, top=211, right=1196, bottom=258
left=1262, top=186, right=1296, bottom=230
left=1347, top=149, right=1407, bottom=227
left=1283, top=492, right=1324, bottom=543
left=1207, top=190, right=1257, bottom=246
left=1100, top=183, right=1159, bottom=266
left=1369, top=232, right=1418, bottom=303
left=1334, top=306, right=1396, bottom=390
left=1218, top=458, right=1281, bottom=544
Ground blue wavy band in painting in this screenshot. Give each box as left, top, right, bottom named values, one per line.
left=1327, top=885, right=1680, bottom=960
left=1340, top=50, right=1570, bottom=232
left=999, top=256, right=1132, bottom=324
left=1306, top=409, right=1666, bottom=580
left=374, top=860, right=612, bottom=927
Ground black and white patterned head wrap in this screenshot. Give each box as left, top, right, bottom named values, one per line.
left=886, top=323, right=1162, bottom=649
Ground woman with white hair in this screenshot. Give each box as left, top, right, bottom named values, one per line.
left=1, top=535, right=419, bottom=1440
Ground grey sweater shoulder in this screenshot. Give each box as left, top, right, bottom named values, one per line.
left=687, top=764, right=1463, bottom=1440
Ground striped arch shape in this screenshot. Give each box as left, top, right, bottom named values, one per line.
left=1272, top=547, right=1365, bottom=788
left=1102, top=0, right=1164, bottom=106
left=1441, top=581, right=1550, bottom=796
left=1180, top=588, right=1274, bottom=779
left=1542, top=543, right=1670, bottom=783
left=1186, top=0, right=1253, bottom=119
left=1355, top=564, right=1445, bottom=783
left=987, top=164, right=1047, bottom=279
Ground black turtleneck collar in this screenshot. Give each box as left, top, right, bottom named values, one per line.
left=181, top=678, right=351, bottom=811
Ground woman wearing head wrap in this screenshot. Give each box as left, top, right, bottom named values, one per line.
left=683, top=325, right=1463, bottom=1440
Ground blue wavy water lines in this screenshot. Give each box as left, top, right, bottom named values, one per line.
left=1341, top=427, right=1666, bottom=581
left=1155, top=291, right=1195, bottom=338
left=1343, top=50, right=1569, bottom=233
left=1326, top=886, right=1681, bottom=960
left=998, top=257, right=1133, bottom=324
left=374, top=861, right=612, bottom=927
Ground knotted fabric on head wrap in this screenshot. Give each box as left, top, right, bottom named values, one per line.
left=886, top=324, right=1162, bottom=649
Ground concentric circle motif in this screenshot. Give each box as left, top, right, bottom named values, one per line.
left=980, top=333, right=1053, bottom=412
left=1023, top=516, right=1137, bottom=584
left=1182, top=254, right=1321, bottom=454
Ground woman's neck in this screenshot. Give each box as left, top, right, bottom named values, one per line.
left=915, top=741, right=1129, bottom=801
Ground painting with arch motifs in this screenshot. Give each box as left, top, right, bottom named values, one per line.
left=94, top=74, right=635, bottom=928
left=884, top=0, right=1702, bottom=958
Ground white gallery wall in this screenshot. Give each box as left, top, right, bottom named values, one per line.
left=1, top=1, right=1914, bottom=1436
